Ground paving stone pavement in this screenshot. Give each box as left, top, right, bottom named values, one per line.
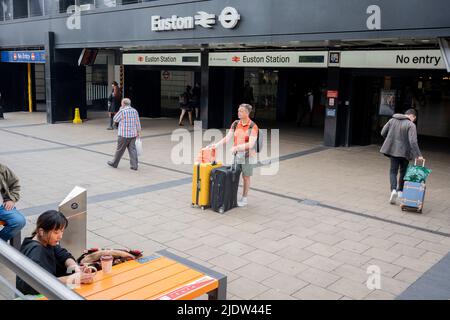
left=1, top=111, right=450, bottom=300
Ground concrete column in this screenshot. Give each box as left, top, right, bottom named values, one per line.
left=323, top=67, right=341, bottom=147
left=200, top=50, right=209, bottom=129
left=44, top=37, right=87, bottom=123
left=107, top=52, right=115, bottom=86
left=44, top=31, right=56, bottom=123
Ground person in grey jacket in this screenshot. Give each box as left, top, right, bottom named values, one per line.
left=380, top=109, right=424, bottom=204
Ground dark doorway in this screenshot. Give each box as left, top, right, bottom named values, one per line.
left=124, top=67, right=161, bottom=118
left=284, top=68, right=327, bottom=128
left=0, top=63, right=27, bottom=112
left=350, top=76, right=383, bottom=146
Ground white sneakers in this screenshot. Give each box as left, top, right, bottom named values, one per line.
left=237, top=197, right=248, bottom=207
left=389, top=190, right=398, bottom=204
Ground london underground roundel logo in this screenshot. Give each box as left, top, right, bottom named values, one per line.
left=31, top=53, right=36, bottom=61
left=162, top=71, right=170, bottom=80
left=138, top=56, right=144, bottom=62
left=219, top=7, right=241, bottom=29
left=13, top=53, right=17, bottom=61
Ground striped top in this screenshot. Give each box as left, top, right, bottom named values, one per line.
left=113, top=106, right=141, bottom=138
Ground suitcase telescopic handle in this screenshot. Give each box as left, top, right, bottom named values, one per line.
left=232, top=152, right=238, bottom=172
left=414, top=158, right=426, bottom=167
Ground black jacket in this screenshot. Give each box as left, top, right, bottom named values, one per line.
left=16, top=237, right=75, bottom=295
left=108, top=88, right=122, bottom=113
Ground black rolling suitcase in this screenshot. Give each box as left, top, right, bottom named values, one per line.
left=210, top=158, right=241, bottom=214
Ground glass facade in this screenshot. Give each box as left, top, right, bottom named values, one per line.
left=0, top=0, right=159, bottom=20
left=0, top=0, right=13, bottom=21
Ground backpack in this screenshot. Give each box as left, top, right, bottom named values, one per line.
left=232, top=120, right=263, bottom=153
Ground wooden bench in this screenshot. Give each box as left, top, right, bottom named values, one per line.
left=0, top=220, right=21, bottom=250
left=73, top=249, right=227, bottom=300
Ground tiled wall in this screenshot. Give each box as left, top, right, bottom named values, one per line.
left=34, top=64, right=46, bottom=102
left=161, top=70, right=194, bottom=110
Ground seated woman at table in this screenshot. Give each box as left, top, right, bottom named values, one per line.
left=16, top=210, right=95, bottom=295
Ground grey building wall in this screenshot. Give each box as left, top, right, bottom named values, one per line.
left=0, top=0, right=450, bottom=49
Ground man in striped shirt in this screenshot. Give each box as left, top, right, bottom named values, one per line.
left=107, top=98, right=141, bottom=170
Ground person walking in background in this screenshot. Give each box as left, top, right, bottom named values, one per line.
left=380, top=109, right=424, bottom=204
left=297, top=89, right=314, bottom=127
left=107, top=98, right=141, bottom=171
left=178, top=85, right=193, bottom=126
left=107, top=81, right=122, bottom=130
left=0, top=163, right=26, bottom=242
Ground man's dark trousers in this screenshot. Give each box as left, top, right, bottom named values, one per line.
left=111, top=136, right=138, bottom=169
left=390, top=156, right=409, bottom=192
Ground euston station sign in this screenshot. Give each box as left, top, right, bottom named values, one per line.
left=1, top=51, right=46, bottom=64
left=209, top=52, right=328, bottom=68
left=123, top=53, right=201, bottom=66
left=151, top=7, right=240, bottom=32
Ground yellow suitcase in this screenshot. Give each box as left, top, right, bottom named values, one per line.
left=192, top=161, right=222, bottom=209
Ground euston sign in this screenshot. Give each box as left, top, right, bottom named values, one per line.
left=209, top=52, right=328, bottom=68
left=151, top=7, right=240, bottom=32
left=123, top=53, right=201, bottom=66
left=1, top=51, right=46, bottom=64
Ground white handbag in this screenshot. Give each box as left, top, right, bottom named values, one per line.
left=135, top=138, right=143, bottom=156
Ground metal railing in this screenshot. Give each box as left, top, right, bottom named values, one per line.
left=87, top=83, right=109, bottom=102
left=0, top=239, right=84, bottom=300
left=0, top=273, right=27, bottom=300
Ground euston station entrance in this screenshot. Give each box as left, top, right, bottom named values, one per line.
left=0, top=50, right=46, bottom=113
left=123, top=52, right=201, bottom=119
left=338, top=50, right=450, bottom=147
left=120, top=48, right=450, bottom=149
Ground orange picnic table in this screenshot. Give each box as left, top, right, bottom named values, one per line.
left=74, top=250, right=227, bottom=300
